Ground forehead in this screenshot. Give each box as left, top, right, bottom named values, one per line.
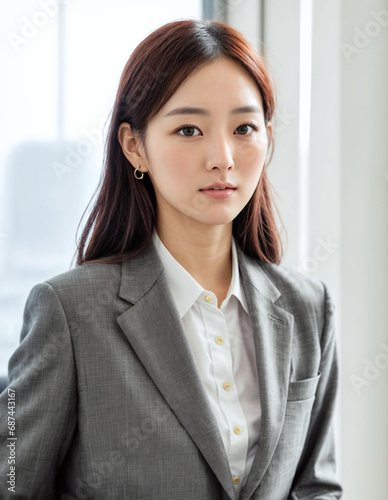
left=159, top=57, right=264, bottom=114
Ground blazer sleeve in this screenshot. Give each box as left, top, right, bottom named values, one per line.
left=0, top=282, right=77, bottom=499
left=288, top=283, right=343, bottom=499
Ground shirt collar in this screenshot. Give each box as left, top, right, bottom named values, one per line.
left=226, top=238, right=249, bottom=314
left=152, top=231, right=249, bottom=317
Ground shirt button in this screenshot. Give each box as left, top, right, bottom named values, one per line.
left=233, top=426, right=242, bottom=435
left=233, top=477, right=240, bottom=485
left=204, top=295, right=213, bottom=303
left=223, top=382, right=231, bottom=391
left=216, top=336, right=224, bottom=345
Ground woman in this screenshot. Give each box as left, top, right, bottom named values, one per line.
left=0, top=19, right=342, bottom=499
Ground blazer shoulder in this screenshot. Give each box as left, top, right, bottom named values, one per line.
left=258, top=261, right=335, bottom=344
left=256, top=260, right=331, bottom=319
left=41, top=261, right=122, bottom=301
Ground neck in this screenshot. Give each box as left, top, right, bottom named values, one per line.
left=156, top=221, right=233, bottom=306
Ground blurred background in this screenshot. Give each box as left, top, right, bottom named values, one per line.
left=1, top=0, right=387, bottom=498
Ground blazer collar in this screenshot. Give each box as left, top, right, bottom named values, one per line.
left=117, top=243, right=293, bottom=500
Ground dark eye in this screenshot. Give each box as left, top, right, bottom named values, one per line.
left=177, top=126, right=200, bottom=137
left=235, top=124, right=258, bottom=135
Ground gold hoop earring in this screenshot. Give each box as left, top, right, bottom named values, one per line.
left=134, top=165, right=144, bottom=180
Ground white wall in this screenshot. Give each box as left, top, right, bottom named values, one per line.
left=340, top=1, right=388, bottom=498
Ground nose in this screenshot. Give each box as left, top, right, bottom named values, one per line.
left=205, top=134, right=234, bottom=171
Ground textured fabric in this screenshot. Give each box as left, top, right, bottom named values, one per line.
left=0, top=243, right=342, bottom=499
left=152, top=233, right=261, bottom=495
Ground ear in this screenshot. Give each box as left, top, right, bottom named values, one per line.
left=266, top=121, right=272, bottom=139
left=118, top=122, right=149, bottom=173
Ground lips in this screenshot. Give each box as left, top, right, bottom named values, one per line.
left=199, top=183, right=236, bottom=199
left=200, top=183, right=236, bottom=191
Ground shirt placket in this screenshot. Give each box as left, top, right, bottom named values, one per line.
left=199, top=291, right=248, bottom=494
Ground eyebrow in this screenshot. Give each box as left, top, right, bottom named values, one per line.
left=163, top=105, right=262, bottom=118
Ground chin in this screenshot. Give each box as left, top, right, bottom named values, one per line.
left=195, top=212, right=238, bottom=226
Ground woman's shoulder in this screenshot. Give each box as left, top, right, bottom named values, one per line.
left=243, top=254, right=333, bottom=320
left=261, top=260, right=327, bottom=300
left=48, top=260, right=121, bottom=287
left=30, top=260, right=123, bottom=307
left=252, top=262, right=336, bottom=353
left=239, top=248, right=328, bottom=302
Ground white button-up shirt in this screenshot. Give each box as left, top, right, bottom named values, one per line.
left=152, top=232, right=261, bottom=495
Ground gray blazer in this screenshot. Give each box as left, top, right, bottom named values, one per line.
left=0, top=243, right=342, bottom=499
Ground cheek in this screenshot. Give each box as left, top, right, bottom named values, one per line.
left=238, top=140, right=268, bottom=177
left=154, top=142, right=198, bottom=179
left=147, top=143, right=195, bottom=192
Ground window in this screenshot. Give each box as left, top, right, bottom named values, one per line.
left=0, top=0, right=202, bottom=374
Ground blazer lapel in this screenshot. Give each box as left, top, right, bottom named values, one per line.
left=237, top=249, right=294, bottom=500
left=116, top=244, right=237, bottom=500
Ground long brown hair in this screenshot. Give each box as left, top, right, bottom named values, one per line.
left=75, top=19, right=284, bottom=266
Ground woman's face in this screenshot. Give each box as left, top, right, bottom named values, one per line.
left=121, top=57, right=271, bottom=234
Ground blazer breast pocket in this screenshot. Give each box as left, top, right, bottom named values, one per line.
left=261, top=373, right=322, bottom=495
left=285, top=372, right=321, bottom=417
left=287, top=372, right=321, bottom=401
left=273, top=373, right=322, bottom=480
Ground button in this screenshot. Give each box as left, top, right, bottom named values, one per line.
left=223, top=382, right=231, bottom=391
left=233, top=477, right=240, bottom=485
left=204, top=295, right=213, bottom=303
left=216, top=336, right=224, bottom=345
left=233, top=426, right=242, bottom=435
